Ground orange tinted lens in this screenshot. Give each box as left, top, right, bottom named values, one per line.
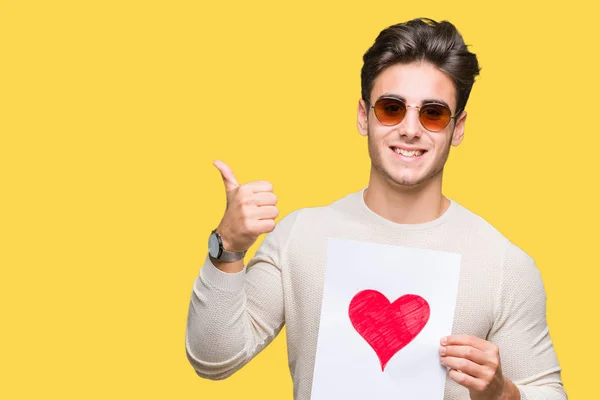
left=374, top=98, right=406, bottom=125
left=419, top=104, right=452, bottom=131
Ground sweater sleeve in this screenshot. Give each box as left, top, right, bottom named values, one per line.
left=185, top=210, right=300, bottom=379
left=487, top=242, right=567, bottom=400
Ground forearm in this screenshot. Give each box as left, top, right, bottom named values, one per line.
left=516, top=379, right=567, bottom=400
left=185, top=257, right=250, bottom=379
left=185, top=254, right=284, bottom=379
left=491, top=378, right=566, bottom=400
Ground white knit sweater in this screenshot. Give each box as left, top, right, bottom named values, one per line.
left=186, top=187, right=566, bottom=399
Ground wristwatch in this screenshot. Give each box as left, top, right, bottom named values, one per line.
left=208, top=229, right=247, bottom=262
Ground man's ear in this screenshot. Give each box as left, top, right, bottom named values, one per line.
left=357, top=99, right=369, bottom=136
left=451, top=110, right=467, bottom=146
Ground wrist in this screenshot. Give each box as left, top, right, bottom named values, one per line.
left=214, top=227, right=238, bottom=252
left=208, top=228, right=247, bottom=262
left=215, top=230, right=232, bottom=251
left=499, top=378, right=520, bottom=400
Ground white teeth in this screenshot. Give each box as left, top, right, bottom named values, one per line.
left=394, top=148, right=424, bottom=157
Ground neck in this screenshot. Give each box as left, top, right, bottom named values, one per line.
left=364, top=169, right=449, bottom=225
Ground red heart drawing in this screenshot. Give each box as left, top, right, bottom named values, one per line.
left=349, top=290, right=430, bottom=371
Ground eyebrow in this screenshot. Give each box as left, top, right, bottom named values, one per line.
left=377, top=93, right=452, bottom=110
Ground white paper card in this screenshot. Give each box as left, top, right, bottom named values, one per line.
left=310, top=238, right=462, bottom=400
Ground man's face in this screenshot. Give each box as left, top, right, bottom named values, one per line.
left=357, top=62, right=466, bottom=188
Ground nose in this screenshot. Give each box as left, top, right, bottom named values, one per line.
left=400, top=106, right=421, bottom=139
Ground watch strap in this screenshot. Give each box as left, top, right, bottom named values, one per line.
left=211, top=229, right=247, bottom=262
left=216, top=248, right=247, bottom=262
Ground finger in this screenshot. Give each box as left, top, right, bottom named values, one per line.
left=248, top=192, right=278, bottom=206
left=447, top=368, right=486, bottom=392
left=252, top=205, right=279, bottom=220
left=440, top=345, right=488, bottom=365
left=213, top=160, right=240, bottom=192
left=440, top=356, right=480, bottom=378
left=441, top=335, right=490, bottom=352
left=253, top=219, right=276, bottom=233
left=244, top=180, right=274, bottom=193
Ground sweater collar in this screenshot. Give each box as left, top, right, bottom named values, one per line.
left=356, top=186, right=459, bottom=231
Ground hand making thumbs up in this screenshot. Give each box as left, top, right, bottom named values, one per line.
left=213, top=160, right=279, bottom=254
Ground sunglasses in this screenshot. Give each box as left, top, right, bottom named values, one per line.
left=368, top=97, right=456, bottom=132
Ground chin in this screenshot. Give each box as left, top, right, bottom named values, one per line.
left=386, top=167, right=440, bottom=188
left=391, top=177, right=428, bottom=188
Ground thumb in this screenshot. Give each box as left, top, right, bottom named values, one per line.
left=213, top=160, right=240, bottom=192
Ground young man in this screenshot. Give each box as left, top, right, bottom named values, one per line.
left=186, top=18, right=566, bottom=400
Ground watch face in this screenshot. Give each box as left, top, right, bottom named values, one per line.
left=208, top=233, right=220, bottom=258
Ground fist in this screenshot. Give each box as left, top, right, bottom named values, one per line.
left=213, top=160, right=279, bottom=253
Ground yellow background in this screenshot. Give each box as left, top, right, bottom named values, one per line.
left=1, top=0, right=597, bottom=398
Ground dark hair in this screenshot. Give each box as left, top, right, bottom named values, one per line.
left=361, top=18, right=481, bottom=117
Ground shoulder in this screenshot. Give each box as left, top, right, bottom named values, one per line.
left=501, top=239, right=541, bottom=295
left=451, top=202, right=537, bottom=273
left=450, top=201, right=513, bottom=257
left=452, top=204, right=546, bottom=321
left=454, top=202, right=508, bottom=243
left=454, top=203, right=541, bottom=290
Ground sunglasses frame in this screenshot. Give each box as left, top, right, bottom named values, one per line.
left=367, top=96, right=456, bottom=132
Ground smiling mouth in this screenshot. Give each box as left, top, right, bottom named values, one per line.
left=390, top=147, right=427, bottom=158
